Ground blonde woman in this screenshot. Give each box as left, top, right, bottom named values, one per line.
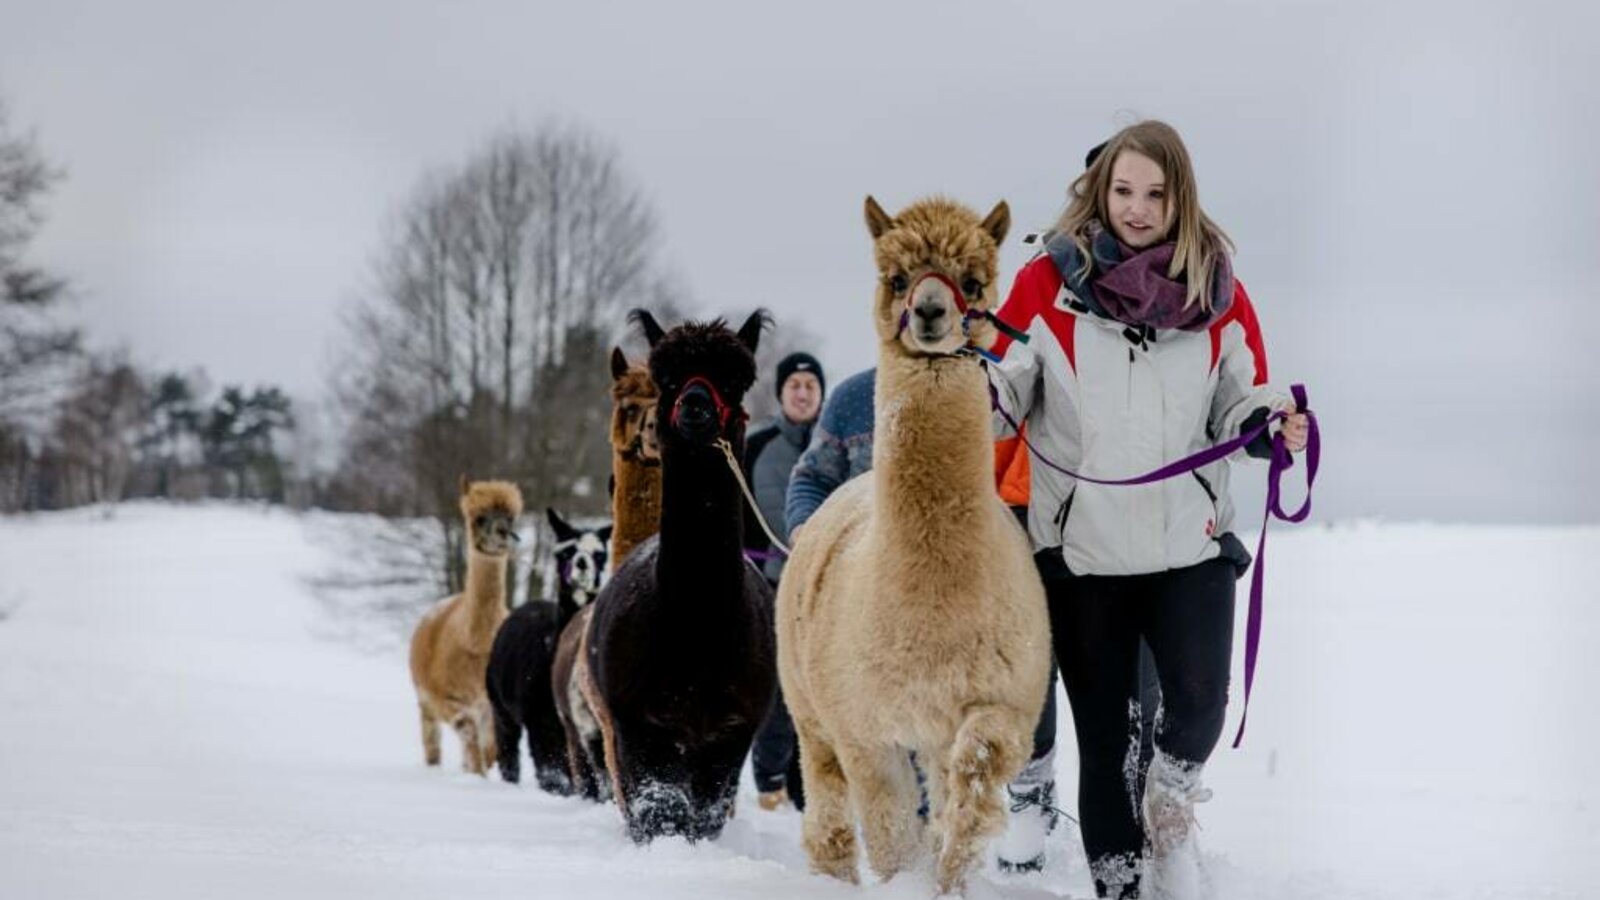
left=986, top=120, right=1309, bottom=898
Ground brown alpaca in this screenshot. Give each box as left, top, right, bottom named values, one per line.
left=409, top=477, right=523, bottom=775
left=777, top=197, right=1050, bottom=894
left=606, top=346, right=662, bottom=568
left=551, top=347, right=661, bottom=799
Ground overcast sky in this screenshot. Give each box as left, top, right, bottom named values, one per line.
left=3, top=0, right=1596, bottom=523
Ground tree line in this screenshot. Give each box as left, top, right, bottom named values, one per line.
left=1, top=88, right=819, bottom=609
left=0, top=96, right=302, bottom=512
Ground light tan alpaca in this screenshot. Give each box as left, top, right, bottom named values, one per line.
left=552, top=347, right=661, bottom=798
left=409, top=477, right=523, bottom=775
left=777, top=196, right=1050, bottom=894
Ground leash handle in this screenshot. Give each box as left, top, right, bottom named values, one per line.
left=715, top=438, right=792, bottom=559
left=1232, top=384, right=1319, bottom=747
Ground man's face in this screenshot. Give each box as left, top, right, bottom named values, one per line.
left=779, top=372, right=822, bottom=424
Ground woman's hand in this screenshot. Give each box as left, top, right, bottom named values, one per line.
left=1281, top=406, right=1309, bottom=453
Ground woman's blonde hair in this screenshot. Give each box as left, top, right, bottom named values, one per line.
left=1055, top=120, right=1234, bottom=309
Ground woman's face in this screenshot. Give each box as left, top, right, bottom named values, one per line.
left=1105, top=150, right=1174, bottom=249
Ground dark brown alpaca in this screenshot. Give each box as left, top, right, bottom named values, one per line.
left=580, top=310, right=776, bottom=843
left=551, top=346, right=662, bottom=801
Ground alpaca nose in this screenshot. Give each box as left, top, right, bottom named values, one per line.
left=910, top=275, right=955, bottom=330
left=676, top=387, right=717, bottom=433
left=913, top=298, right=947, bottom=324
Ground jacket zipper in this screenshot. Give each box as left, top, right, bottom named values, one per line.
left=1053, top=489, right=1076, bottom=536
left=1192, top=471, right=1219, bottom=526
left=1127, top=347, right=1135, bottom=410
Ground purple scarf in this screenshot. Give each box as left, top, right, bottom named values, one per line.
left=1047, top=222, right=1234, bottom=332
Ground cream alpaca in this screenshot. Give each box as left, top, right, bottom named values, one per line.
left=776, top=196, right=1050, bottom=894
left=408, top=477, right=522, bottom=775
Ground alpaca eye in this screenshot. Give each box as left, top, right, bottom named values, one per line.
left=889, top=274, right=908, bottom=294
left=473, top=516, right=486, bottom=529
left=961, top=278, right=983, bottom=298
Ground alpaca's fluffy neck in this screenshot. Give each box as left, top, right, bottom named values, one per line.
left=872, top=352, right=994, bottom=554
left=610, top=453, right=662, bottom=572
left=462, top=549, right=508, bottom=640
left=557, top=583, right=592, bottom=630
left=657, top=440, right=745, bottom=598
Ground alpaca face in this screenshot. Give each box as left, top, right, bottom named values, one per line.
left=610, top=348, right=663, bottom=464
left=617, top=393, right=661, bottom=463
left=548, top=508, right=612, bottom=602
left=631, top=311, right=767, bottom=451
left=560, top=530, right=609, bottom=599
left=469, top=509, right=518, bottom=556
left=460, top=479, right=524, bottom=557
left=864, top=196, right=1010, bottom=357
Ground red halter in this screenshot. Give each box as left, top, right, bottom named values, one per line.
left=907, top=272, right=971, bottom=316
left=896, top=271, right=991, bottom=348
left=669, top=376, right=745, bottom=432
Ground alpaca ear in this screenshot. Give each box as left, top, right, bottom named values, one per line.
left=610, top=346, right=630, bottom=380
left=981, top=200, right=1011, bottom=246
left=864, top=195, right=893, bottom=239
left=596, top=524, right=614, bottom=544
left=736, top=309, right=772, bottom=355
left=628, top=308, right=666, bottom=348
left=458, top=473, right=470, bottom=496
left=546, top=507, right=576, bottom=542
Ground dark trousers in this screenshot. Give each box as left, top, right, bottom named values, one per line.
left=1048, top=557, right=1236, bottom=899
left=751, top=683, right=805, bottom=808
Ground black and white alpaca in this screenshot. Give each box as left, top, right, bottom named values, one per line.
left=581, top=309, right=777, bottom=843
left=485, top=508, right=610, bottom=793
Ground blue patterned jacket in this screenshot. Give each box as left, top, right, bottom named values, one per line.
left=784, top=367, right=875, bottom=534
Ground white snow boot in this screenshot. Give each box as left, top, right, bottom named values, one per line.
left=994, top=750, right=1061, bottom=874
left=1143, top=750, right=1212, bottom=899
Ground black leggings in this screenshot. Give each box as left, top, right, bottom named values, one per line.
left=1048, top=558, right=1236, bottom=898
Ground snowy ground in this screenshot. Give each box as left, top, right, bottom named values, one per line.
left=1, top=503, right=1597, bottom=899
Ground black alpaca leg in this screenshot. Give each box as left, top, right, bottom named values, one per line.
left=493, top=707, right=522, bottom=784
left=529, top=718, right=575, bottom=796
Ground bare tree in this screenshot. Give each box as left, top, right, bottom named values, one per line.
left=329, top=121, right=677, bottom=604
left=0, top=91, right=79, bottom=480
left=49, top=354, right=146, bottom=507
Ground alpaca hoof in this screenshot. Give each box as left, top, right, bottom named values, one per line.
left=811, top=856, right=860, bottom=885
left=935, top=870, right=968, bottom=897
left=806, top=828, right=859, bottom=884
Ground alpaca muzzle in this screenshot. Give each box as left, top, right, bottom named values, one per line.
left=895, top=272, right=1003, bottom=357
left=670, top=377, right=744, bottom=439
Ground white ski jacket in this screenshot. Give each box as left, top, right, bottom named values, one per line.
left=987, top=255, right=1291, bottom=577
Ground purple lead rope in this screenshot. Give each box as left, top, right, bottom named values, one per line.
left=988, top=376, right=1321, bottom=747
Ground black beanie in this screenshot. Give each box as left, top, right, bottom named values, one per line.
left=1085, top=140, right=1108, bottom=169
left=774, top=352, right=825, bottom=400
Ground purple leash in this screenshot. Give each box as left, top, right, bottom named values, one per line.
left=988, top=376, right=1321, bottom=746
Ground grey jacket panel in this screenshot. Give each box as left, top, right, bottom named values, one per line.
left=989, top=284, right=1288, bottom=577
left=748, top=414, right=810, bottom=581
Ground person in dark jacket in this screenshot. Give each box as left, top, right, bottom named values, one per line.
left=742, top=351, right=824, bottom=811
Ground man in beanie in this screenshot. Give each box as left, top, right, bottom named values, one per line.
left=741, top=350, right=824, bottom=810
